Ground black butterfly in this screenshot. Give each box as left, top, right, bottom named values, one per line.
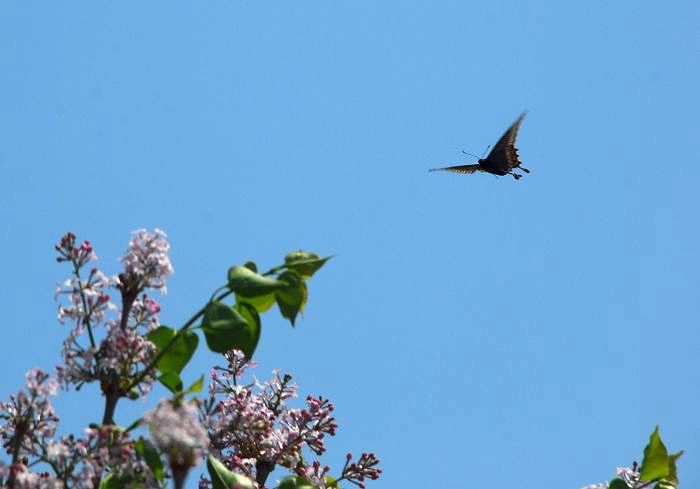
left=430, top=112, right=530, bottom=180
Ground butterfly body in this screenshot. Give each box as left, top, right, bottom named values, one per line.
left=430, top=112, right=530, bottom=180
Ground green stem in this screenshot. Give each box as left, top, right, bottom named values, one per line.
left=125, top=288, right=234, bottom=392
left=73, top=262, right=97, bottom=350
left=262, top=264, right=285, bottom=276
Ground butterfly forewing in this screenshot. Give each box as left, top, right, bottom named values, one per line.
left=483, top=112, right=526, bottom=173
left=428, top=164, right=480, bottom=174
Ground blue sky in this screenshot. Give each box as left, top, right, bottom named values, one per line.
left=1, top=1, right=699, bottom=488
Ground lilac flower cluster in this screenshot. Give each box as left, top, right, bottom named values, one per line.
left=1, top=231, right=382, bottom=489
left=54, top=231, right=168, bottom=395
left=336, top=452, right=382, bottom=489
left=119, top=228, right=174, bottom=293
left=0, top=369, right=59, bottom=461
left=144, top=399, right=209, bottom=469
left=0, top=230, right=178, bottom=486
left=202, top=351, right=381, bottom=488
left=0, top=370, right=155, bottom=488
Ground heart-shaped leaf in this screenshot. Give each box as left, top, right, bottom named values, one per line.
left=228, top=266, right=287, bottom=297
left=202, top=301, right=260, bottom=357
left=608, top=479, right=628, bottom=489
left=207, top=455, right=254, bottom=489
left=275, top=270, right=307, bottom=327
left=147, top=326, right=199, bottom=374
left=277, top=476, right=318, bottom=489
left=236, top=292, right=276, bottom=313
left=158, top=372, right=183, bottom=393
left=135, top=437, right=165, bottom=483
left=284, top=250, right=332, bottom=279
left=640, top=426, right=670, bottom=481
left=185, top=374, right=205, bottom=394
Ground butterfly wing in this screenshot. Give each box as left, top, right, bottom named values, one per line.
left=482, top=112, right=526, bottom=173
left=428, top=164, right=481, bottom=174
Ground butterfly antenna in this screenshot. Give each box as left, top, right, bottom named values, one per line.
left=481, top=145, right=491, bottom=157
left=461, top=150, right=480, bottom=159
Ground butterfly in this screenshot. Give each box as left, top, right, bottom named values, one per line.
left=430, top=112, right=530, bottom=180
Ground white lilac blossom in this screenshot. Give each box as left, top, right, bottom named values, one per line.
left=120, top=228, right=174, bottom=293
left=55, top=270, right=115, bottom=327
left=616, top=466, right=641, bottom=487
left=144, top=399, right=209, bottom=468
left=581, top=466, right=642, bottom=489
left=581, top=484, right=608, bottom=489
left=11, top=464, right=64, bottom=489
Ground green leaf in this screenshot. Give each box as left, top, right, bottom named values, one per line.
left=147, top=326, right=199, bottom=374
left=236, top=292, right=276, bottom=313
left=135, top=437, right=165, bottom=483
left=228, top=266, right=287, bottom=297
left=608, top=479, right=628, bottom=489
left=98, top=472, right=135, bottom=489
left=284, top=250, right=332, bottom=279
left=158, top=372, right=183, bottom=393
left=234, top=302, right=261, bottom=350
left=275, top=270, right=307, bottom=326
left=186, top=374, right=205, bottom=394
left=202, top=301, right=260, bottom=357
left=277, top=475, right=317, bottom=489
left=124, top=417, right=142, bottom=432
left=207, top=455, right=254, bottom=489
left=325, top=476, right=341, bottom=488
left=98, top=473, right=116, bottom=489
left=658, top=450, right=684, bottom=489
left=640, top=426, right=670, bottom=481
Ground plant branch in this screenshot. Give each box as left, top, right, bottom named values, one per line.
left=125, top=288, right=234, bottom=392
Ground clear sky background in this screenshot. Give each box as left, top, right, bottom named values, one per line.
left=1, top=2, right=698, bottom=488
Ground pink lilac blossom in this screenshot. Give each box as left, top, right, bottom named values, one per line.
left=97, top=320, right=158, bottom=396
left=120, top=229, right=174, bottom=293
left=130, top=294, right=162, bottom=330
left=203, top=351, right=380, bottom=488
left=56, top=325, right=99, bottom=388
left=337, top=452, right=382, bottom=489
left=54, top=231, right=168, bottom=395
left=44, top=427, right=150, bottom=489
left=0, top=370, right=154, bottom=488
left=294, top=460, right=330, bottom=489
left=206, top=368, right=309, bottom=478
left=55, top=233, right=97, bottom=268
left=0, top=369, right=59, bottom=459
left=144, top=399, right=209, bottom=468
